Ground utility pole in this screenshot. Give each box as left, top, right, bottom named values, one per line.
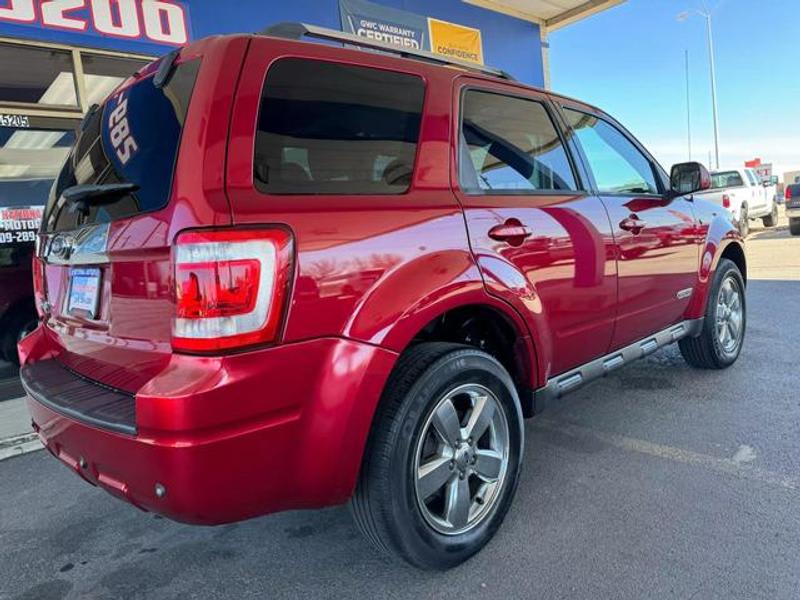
left=685, top=49, right=692, bottom=161
left=678, top=4, right=722, bottom=169
left=704, top=11, right=721, bottom=169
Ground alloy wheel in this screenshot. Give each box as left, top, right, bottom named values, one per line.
left=716, top=276, right=744, bottom=355
left=413, top=384, right=510, bottom=536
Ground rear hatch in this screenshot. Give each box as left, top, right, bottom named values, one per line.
left=36, top=53, right=208, bottom=393
left=787, top=184, right=800, bottom=209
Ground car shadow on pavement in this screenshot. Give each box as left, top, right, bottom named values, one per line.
left=747, top=225, right=792, bottom=241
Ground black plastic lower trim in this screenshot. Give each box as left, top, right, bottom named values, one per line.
left=21, top=360, right=136, bottom=436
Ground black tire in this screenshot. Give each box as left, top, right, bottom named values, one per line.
left=790, top=219, right=800, bottom=237
left=1, top=309, right=38, bottom=365
left=738, top=206, right=749, bottom=238
left=679, top=259, right=746, bottom=369
left=350, top=342, right=524, bottom=570
left=762, top=204, right=779, bottom=228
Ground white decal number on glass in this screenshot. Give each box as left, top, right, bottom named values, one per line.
left=108, top=94, right=139, bottom=165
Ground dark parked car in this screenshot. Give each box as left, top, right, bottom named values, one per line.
left=786, top=183, right=800, bottom=235
left=0, top=198, right=44, bottom=364
left=20, top=24, right=747, bottom=570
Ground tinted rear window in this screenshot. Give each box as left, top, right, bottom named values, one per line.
left=43, top=59, right=200, bottom=233
left=254, top=58, right=425, bottom=195
left=710, top=171, right=744, bottom=189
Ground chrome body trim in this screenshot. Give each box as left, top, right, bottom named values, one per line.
left=41, top=223, right=110, bottom=265
left=534, top=318, right=705, bottom=406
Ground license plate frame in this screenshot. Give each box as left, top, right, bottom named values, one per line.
left=67, top=267, right=102, bottom=319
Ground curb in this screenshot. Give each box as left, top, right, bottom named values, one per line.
left=0, top=433, right=43, bottom=462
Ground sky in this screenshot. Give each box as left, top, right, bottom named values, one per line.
left=549, top=0, right=800, bottom=179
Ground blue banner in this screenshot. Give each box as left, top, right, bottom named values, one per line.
left=339, top=0, right=428, bottom=51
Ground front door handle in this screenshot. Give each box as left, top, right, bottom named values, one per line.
left=619, top=215, right=647, bottom=235
left=488, top=219, right=533, bottom=246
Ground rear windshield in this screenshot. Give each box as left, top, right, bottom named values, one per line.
left=43, top=59, right=200, bottom=233
left=253, top=58, right=425, bottom=195
left=710, top=171, right=744, bottom=190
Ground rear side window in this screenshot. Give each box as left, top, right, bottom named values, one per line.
left=710, top=171, right=744, bottom=189
left=459, top=90, right=576, bottom=193
left=254, top=58, right=425, bottom=195
left=43, top=59, right=200, bottom=233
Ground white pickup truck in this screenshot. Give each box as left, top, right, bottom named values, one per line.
left=696, top=168, right=779, bottom=236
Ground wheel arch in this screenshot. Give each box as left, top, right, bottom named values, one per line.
left=390, top=301, right=539, bottom=414
left=686, top=209, right=747, bottom=319
left=719, top=240, right=747, bottom=284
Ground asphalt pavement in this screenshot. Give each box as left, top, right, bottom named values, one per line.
left=1, top=213, right=799, bottom=600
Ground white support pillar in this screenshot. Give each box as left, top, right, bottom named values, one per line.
left=540, top=26, right=551, bottom=89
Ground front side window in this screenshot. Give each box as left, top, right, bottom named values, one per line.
left=459, top=90, right=576, bottom=193
left=564, top=109, right=659, bottom=195
left=254, top=59, right=425, bottom=195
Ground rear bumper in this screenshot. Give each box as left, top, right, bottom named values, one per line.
left=24, top=332, right=397, bottom=525
left=785, top=207, right=800, bottom=219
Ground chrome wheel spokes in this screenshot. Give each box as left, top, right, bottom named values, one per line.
left=414, top=384, right=510, bottom=535
left=716, top=277, right=744, bottom=355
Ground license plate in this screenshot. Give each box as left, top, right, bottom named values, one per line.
left=68, top=268, right=101, bottom=319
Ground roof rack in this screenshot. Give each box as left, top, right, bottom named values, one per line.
left=262, top=22, right=514, bottom=81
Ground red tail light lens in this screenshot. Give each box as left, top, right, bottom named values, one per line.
left=786, top=187, right=792, bottom=201
left=172, top=228, right=292, bottom=353
left=722, top=194, right=731, bottom=209
left=32, top=256, right=47, bottom=317
left=176, top=259, right=261, bottom=319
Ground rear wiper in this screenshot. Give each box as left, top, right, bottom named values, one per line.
left=63, top=183, right=139, bottom=216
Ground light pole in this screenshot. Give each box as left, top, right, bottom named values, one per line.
left=678, top=5, right=721, bottom=169
left=685, top=49, right=692, bottom=161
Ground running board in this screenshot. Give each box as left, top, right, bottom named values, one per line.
left=532, top=318, right=704, bottom=412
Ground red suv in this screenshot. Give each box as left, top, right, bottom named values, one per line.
left=20, top=24, right=747, bottom=570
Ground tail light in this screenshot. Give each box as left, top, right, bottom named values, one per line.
left=171, top=228, right=293, bottom=353
left=786, top=187, right=792, bottom=201
left=32, top=256, right=47, bottom=317
left=722, top=194, right=731, bottom=209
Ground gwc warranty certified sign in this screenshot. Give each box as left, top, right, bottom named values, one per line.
left=0, top=206, right=43, bottom=246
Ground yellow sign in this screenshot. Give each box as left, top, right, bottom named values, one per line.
left=427, top=17, right=484, bottom=66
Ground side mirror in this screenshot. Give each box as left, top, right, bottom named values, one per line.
left=670, top=162, right=711, bottom=196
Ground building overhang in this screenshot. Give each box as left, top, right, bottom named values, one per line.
left=465, top=0, right=626, bottom=31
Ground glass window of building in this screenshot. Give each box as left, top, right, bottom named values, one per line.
left=0, top=116, right=77, bottom=208
left=81, top=54, right=151, bottom=107
left=0, top=43, right=78, bottom=108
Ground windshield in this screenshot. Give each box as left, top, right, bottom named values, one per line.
left=43, top=58, right=200, bottom=233
left=710, top=171, right=744, bottom=189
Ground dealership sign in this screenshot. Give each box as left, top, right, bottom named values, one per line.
left=339, top=0, right=483, bottom=65
left=0, top=0, right=190, bottom=46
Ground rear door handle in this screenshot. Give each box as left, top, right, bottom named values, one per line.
left=619, top=215, right=647, bottom=234
left=488, top=220, right=533, bottom=246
